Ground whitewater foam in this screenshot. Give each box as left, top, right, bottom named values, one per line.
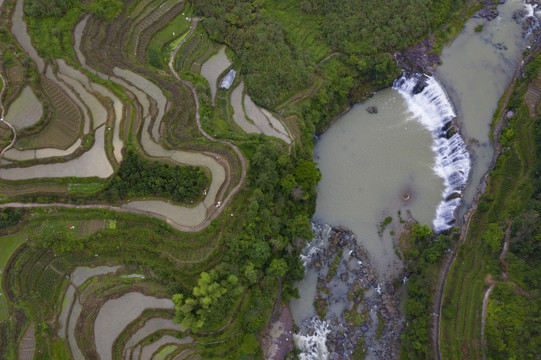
left=523, top=1, right=541, bottom=40
left=294, top=317, right=331, bottom=360
left=300, top=223, right=332, bottom=268
left=394, top=75, right=471, bottom=232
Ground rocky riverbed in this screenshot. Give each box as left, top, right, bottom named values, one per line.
left=297, top=223, right=406, bottom=360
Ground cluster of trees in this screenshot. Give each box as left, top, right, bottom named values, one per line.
left=400, top=224, right=453, bottom=358
left=106, top=150, right=208, bottom=204
left=24, top=0, right=74, bottom=18
left=194, top=0, right=312, bottom=107
left=25, top=0, right=123, bottom=20
left=0, top=208, right=23, bottom=229
left=173, top=270, right=241, bottom=331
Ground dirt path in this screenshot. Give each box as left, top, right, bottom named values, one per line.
left=479, top=223, right=510, bottom=359
left=480, top=283, right=494, bottom=360
left=168, top=17, right=247, bottom=230
left=0, top=72, right=17, bottom=159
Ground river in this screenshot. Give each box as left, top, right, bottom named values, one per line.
left=291, top=1, right=538, bottom=359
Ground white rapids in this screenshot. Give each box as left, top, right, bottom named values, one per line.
left=293, top=317, right=331, bottom=360
left=394, top=75, right=471, bottom=232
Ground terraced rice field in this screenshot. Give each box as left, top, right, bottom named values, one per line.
left=0, top=233, right=26, bottom=322
left=175, top=25, right=215, bottom=74
left=16, top=76, right=82, bottom=150
left=230, top=82, right=261, bottom=135
left=18, top=324, right=35, bottom=360
left=130, top=0, right=179, bottom=59
left=0, top=1, right=269, bottom=354
left=94, top=292, right=175, bottom=360
left=57, top=59, right=108, bottom=131
left=6, top=64, right=23, bottom=84
left=2, top=126, right=112, bottom=179
left=244, top=92, right=291, bottom=143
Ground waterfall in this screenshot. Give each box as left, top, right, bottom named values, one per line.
left=394, top=75, right=471, bottom=232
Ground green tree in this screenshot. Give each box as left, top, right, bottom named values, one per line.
left=173, top=270, right=239, bottom=330
left=412, top=224, right=433, bottom=241
left=483, top=223, right=503, bottom=252
left=267, top=258, right=288, bottom=277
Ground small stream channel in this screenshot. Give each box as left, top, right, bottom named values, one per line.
left=291, top=1, right=538, bottom=359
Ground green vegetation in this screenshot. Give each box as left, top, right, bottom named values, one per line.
left=378, top=216, right=392, bottom=237
left=147, top=5, right=194, bottom=68
left=173, top=270, right=240, bottom=331
left=0, top=208, right=24, bottom=229
left=24, top=0, right=124, bottom=61
left=326, top=249, right=343, bottom=281
left=195, top=0, right=312, bottom=107
left=401, top=225, right=451, bottom=359
left=0, top=232, right=26, bottom=322
left=106, top=150, right=208, bottom=204
left=0, top=232, right=26, bottom=269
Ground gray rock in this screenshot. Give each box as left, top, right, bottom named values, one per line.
left=366, top=106, right=378, bottom=114
left=385, top=283, right=395, bottom=295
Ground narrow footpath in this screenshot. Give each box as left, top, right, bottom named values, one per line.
left=0, top=72, right=17, bottom=159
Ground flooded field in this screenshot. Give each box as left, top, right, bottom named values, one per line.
left=57, top=59, right=107, bottom=131
left=124, top=199, right=207, bottom=227
left=0, top=126, right=113, bottom=179
left=91, top=82, right=124, bottom=162
left=244, top=93, right=291, bottom=143
left=71, top=265, right=121, bottom=287
left=201, top=46, right=231, bottom=103
left=11, top=0, right=43, bottom=71
left=230, top=82, right=261, bottom=134
left=94, top=292, right=174, bottom=360
left=5, top=87, right=43, bottom=130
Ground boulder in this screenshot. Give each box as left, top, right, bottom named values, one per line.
left=385, top=283, right=395, bottom=295
left=366, top=106, right=378, bottom=114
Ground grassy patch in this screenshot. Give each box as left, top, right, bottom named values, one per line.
left=326, top=249, right=343, bottom=281
left=147, top=3, right=193, bottom=68
left=0, top=232, right=26, bottom=268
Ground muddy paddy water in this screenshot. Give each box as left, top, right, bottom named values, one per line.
left=5, top=87, right=43, bottom=130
